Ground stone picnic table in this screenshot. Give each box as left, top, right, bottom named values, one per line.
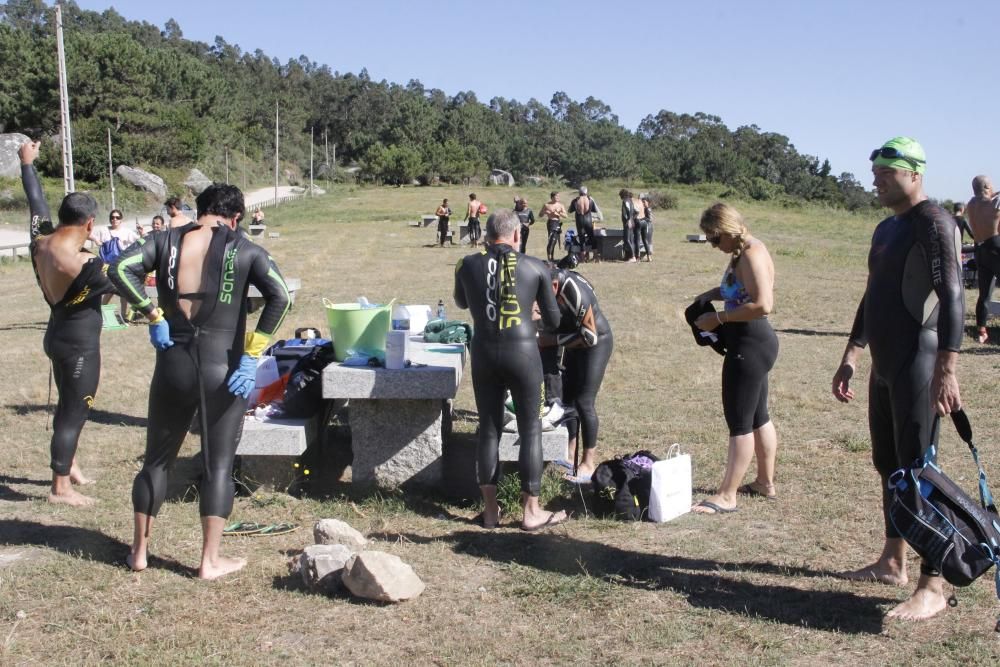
left=322, top=338, right=467, bottom=488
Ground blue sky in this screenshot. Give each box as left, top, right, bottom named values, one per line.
left=72, top=0, right=987, bottom=201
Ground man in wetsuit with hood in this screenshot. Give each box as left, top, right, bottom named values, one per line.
left=454, top=209, right=567, bottom=531
left=832, top=137, right=963, bottom=621
left=110, top=183, right=290, bottom=580
left=20, top=140, right=112, bottom=507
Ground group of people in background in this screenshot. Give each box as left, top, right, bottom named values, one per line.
left=434, top=186, right=655, bottom=264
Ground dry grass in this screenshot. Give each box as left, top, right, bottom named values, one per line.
left=2, top=182, right=1000, bottom=665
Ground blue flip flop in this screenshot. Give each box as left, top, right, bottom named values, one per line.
left=553, top=459, right=574, bottom=472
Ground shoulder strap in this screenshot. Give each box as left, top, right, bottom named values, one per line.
left=948, top=410, right=998, bottom=513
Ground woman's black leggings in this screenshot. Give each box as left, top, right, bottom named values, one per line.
left=562, top=333, right=613, bottom=450
left=132, top=328, right=247, bottom=518
left=44, top=313, right=101, bottom=476
left=721, top=319, right=778, bottom=437
left=471, top=338, right=544, bottom=495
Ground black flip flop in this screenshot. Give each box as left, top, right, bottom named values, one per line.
left=693, top=500, right=738, bottom=515
left=521, top=511, right=570, bottom=532
left=737, top=484, right=777, bottom=501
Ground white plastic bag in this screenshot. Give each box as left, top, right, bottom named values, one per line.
left=649, top=444, right=692, bottom=523
left=248, top=355, right=280, bottom=408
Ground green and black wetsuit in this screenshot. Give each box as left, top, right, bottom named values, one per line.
left=110, top=224, right=290, bottom=518
left=454, top=243, right=560, bottom=495
left=23, top=164, right=113, bottom=476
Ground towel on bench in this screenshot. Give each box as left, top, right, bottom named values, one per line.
left=423, top=319, right=473, bottom=344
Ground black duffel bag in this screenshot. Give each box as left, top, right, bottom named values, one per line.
left=281, top=341, right=336, bottom=418
left=888, top=410, right=1000, bottom=594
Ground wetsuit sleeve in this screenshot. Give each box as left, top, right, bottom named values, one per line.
left=247, top=249, right=291, bottom=339
left=620, top=201, right=630, bottom=224
left=453, top=258, right=468, bottom=309
left=556, top=275, right=600, bottom=348
left=534, top=264, right=561, bottom=331
left=528, top=210, right=534, bottom=225
left=21, top=164, right=53, bottom=240
left=847, top=293, right=867, bottom=349
left=109, top=235, right=160, bottom=317
left=919, top=210, right=964, bottom=352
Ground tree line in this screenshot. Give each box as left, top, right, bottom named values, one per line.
left=0, top=0, right=876, bottom=210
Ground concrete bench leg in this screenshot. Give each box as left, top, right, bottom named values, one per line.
left=349, top=399, right=445, bottom=489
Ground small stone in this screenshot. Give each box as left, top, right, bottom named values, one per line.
left=15, top=610, right=26, bottom=620
left=299, top=544, right=352, bottom=594
left=313, top=518, right=367, bottom=551
left=342, top=551, right=424, bottom=602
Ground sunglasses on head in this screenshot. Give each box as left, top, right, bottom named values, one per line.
left=869, top=147, right=925, bottom=168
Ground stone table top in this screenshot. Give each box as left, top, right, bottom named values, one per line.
left=322, top=337, right=467, bottom=400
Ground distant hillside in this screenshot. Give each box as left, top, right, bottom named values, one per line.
left=0, top=0, right=876, bottom=210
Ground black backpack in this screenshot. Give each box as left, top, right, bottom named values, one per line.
left=281, top=341, right=336, bottom=418
left=591, top=450, right=659, bottom=521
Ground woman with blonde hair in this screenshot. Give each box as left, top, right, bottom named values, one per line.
left=691, top=203, right=779, bottom=514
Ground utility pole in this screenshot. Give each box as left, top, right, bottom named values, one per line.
left=107, top=128, right=115, bottom=210
left=274, top=101, right=279, bottom=206
left=55, top=4, right=75, bottom=193
left=309, top=126, right=314, bottom=196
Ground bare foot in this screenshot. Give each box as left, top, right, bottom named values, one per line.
left=575, top=462, right=596, bottom=479
left=69, top=465, right=94, bottom=486
left=198, top=556, right=246, bottom=581
left=48, top=488, right=95, bottom=507
left=126, top=552, right=147, bottom=572
left=886, top=587, right=948, bottom=620
left=521, top=509, right=568, bottom=532
left=839, top=562, right=907, bottom=586
left=691, top=495, right=736, bottom=514
left=978, top=328, right=989, bottom=344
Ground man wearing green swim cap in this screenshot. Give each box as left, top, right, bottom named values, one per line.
left=832, top=136, right=964, bottom=621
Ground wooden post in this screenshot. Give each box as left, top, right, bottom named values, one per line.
left=107, top=127, right=115, bottom=210
left=55, top=4, right=75, bottom=193
left=309, top=126, right=314, bottom=196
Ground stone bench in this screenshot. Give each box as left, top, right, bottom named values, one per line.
left=249, top=224, right=267, bottom=236
left=421, top=215, right=437, bottom=228
left=236, top=415, right=317, bottom=488
left=498, top=426, right=568, bottom=462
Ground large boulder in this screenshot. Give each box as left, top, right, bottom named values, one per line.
left=0, top=133, right=30, bottom=178
left=342, top=551, right=424, bottom=602
left=313, top=518, right=367, bottom=551
left=525, top=175, right=544, bottom=187
left=299, top=544, right=352, bottom=594
left=489, top=169, right=515, bottom=187
left=183, top=168, right=212, bottom=195
left=115, top=165, right=167, bottom=200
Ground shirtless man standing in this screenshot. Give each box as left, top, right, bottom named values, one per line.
left=966, top=175, right=1000, bottom=343
left=539, top=191, right=568, bottom=262
left=165, top=196, right=191, bottom=228
left=465, top=193, right=483, bottom=248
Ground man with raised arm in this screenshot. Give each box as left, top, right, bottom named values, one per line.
left=110, top=183, right=290, bottom=580
left=832, top=137, right=963, bottom=621
left=965, top=175, right=1000, bottom=343
left=20, top=140, right=112, bottom=507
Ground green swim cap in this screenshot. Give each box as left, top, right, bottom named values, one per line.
left=871, top=137, right=926, bottom=174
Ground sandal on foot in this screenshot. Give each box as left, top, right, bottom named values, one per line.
left=472, top=511, right=501, bottom=529
left=693, top=500, right=738, bottom=515
left=737, top=483, right=777, bottom=500
left=223, top=521, right=268, bottom=536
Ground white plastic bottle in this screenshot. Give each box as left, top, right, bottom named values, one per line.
left=392, top=303, right=411, bottom=331
left=437, top=299, right=446, bottom=320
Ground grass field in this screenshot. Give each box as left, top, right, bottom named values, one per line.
left=2, top=181, right=1000, bottom=665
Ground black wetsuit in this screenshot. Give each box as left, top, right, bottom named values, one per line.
left=467, top=215, right=481, bottom=244
left=437, top=208, right=451, bottom=246
left=110, top=224, right=290, bottom=518
left=620, top=199, right=637, bottom=260
left=23, top=164, right=113, bottom=476
left=975, top=236, right=1000, bottom=329
left=848, top=200, right=963, bottom=540
left=569, top=196, right=599, bottom=254
left=551, top=269, right=613, bottom=451
left=546, top=217, right=562, bottom=260
left=454, top=244, right=560, bottom=495
left=636, top=207, right=652, bottom=258
left=516, top=207, right=535, bottom=254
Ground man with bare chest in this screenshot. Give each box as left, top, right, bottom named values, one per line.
left=111, top=184, right=290, bottom=579
left=539, top=191, right=568, bottom=262
left=965, top=175, right=1000, bottom=342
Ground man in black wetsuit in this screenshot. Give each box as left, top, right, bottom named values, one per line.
left=110, top=183, right=290, bottom=580
left=965, top=175, right=1000, bottom=343
left=514, top=196, right=535, bottom=254
left=454, top=209, right=568, bottom=531
left=20, top=140, right=112, bottom=507
left=540, top=264, right=613, bottom=481
left=832, top=137, right=963, bottom=621
left=568, top=186, right=601, bottom=262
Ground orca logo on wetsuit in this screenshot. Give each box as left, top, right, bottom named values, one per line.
left=167, top=245, right=178, bottom=290
left=220, top=247, right=237, bottom=304
left=485, top=257, right=499, bottom=322
left=484, top=253, right=522, bottom=328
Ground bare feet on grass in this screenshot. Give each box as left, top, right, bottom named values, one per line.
left=47, top=487, right=95, bottom=506
left=839, top=561, right=907, bottom=586
left=886, top=582, right=948, bottom=621
left=69, top=463, right=94, bottom=486
left=521, top=509, right=568, bottom=532
left=978, top=327, right=989, bottom=344
left=198, top=556, right=246, bottom=581
left=126, top=552, right=147, bottom=572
